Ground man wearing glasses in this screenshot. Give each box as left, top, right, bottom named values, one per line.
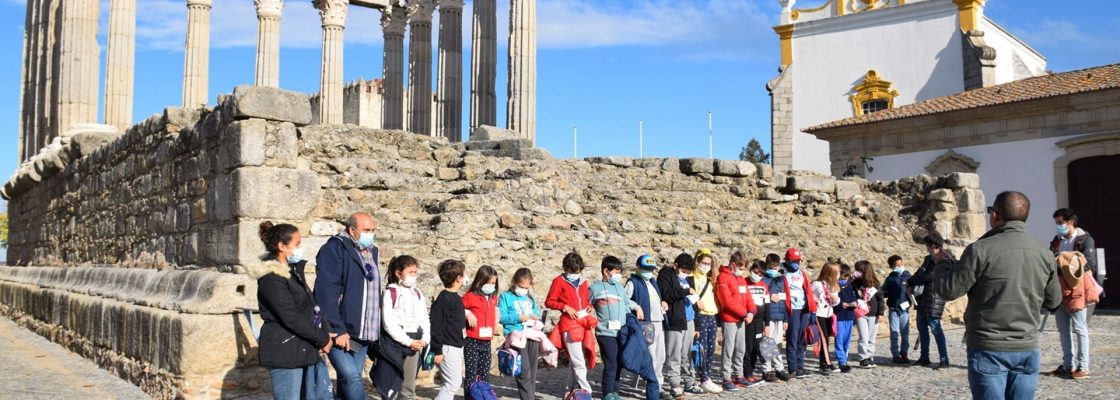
left=315, top=212, right=381, bottom=399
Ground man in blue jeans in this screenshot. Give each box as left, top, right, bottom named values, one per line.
left=931, top=191, right=1061, bottom=400
left=314, top=213, right=382, bottom=399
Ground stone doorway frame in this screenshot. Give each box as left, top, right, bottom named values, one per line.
left=1054, top=131, right=1120, bottom=207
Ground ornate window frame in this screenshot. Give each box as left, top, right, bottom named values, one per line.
left=850, top=70, right=899, bottom=116
left=925, top=149, right=980, bottom=176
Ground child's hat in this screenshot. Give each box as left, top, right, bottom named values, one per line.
left=637, top=255, right=658, bottom=270
left=785, top=247, right=803, bottom=262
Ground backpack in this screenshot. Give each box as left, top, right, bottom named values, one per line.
left=387, top=286, right=422, bottom=308
left=563, top=389, right=593, bottom=400
left=497, top=348, right=522, bottom=377
left=467, top=377, right=498, bottom=400
left=802, top=318, right=821, bottom=349
left=690, top=340, right=703, bottom=370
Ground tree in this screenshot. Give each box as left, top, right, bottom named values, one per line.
left=739, top=138, right=770, bottom=164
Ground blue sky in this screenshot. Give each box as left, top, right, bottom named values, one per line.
left=0, top=0, right=1118, bottom=213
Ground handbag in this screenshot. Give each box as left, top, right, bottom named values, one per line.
left=498, top=348, right=522, bottom=377
left=854, top=288, right=871, bottom=319
left=690, top=340, right=703, bottom=370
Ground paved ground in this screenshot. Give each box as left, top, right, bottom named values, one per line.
left=0, top=317, right=150, bottom=399
left=1, top=314, right=1115, bottom=399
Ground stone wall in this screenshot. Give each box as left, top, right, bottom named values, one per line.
left=0, top=86, right=984, bottom=398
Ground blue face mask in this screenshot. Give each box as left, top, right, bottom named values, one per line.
left=786, top=262, right=801, bottom=272
left=610, top=274, right=623, bottom=285
left=1057, top=224, right=1070, bottom=236
left=893, top=267, right=904, bottom=274
left=286, top=247, right=305, bottom=264
left=357, top=232, right=376, bottom=249
left=839, top=279, right=849, bottom=286
left=765, top=269, right=781, bottom=278
left=640, top=271, right=655, bottom=280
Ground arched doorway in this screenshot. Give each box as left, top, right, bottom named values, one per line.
left=1068, top=155, right=1120, bottom=309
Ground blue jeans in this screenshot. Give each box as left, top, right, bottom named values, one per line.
left=785, top=309, right=811, bottom=372
left=327, top=338, right=372, bottom=400
left=888, top=309, right=910, bottom=357
left=597, top=335, right=623, bottom=394
left=269, top=361, right=332, bottom=400
left=917, top=313, right=948, bottom=363
left=967, top=349, right=1040, bottom=400
left=1055, top=308, right=1090, bottom=370
left=834, top=320, right=854, bottom=364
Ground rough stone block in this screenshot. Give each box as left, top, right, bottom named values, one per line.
left=955, top=188, right=986, bottom=213
left=933, top=220, right=954, bottom=240
left=787, top=175, right=836, bottom=193
left=436, top=167, right=460, bottom=180
left=927, top=188, right=954, bottom=203
left=470, top=125, right=518, bottom=141
left=265, top=122, right=300, bottom=168
left=754, top=162, right=774, bottom=179
left=835, top=180, right=861, bottom=201
left=680, top=158, right=715, bottom=174
left=586, top=156, right=633, bottom=168
left=226, top=85, right=313, bottom=126
left=954, top=212, right=988, bottom=240
left=946, top=172, right=980, bottom=189
left=223, top=119, right=269, bottom=168
left=206, top=173, right=234, bottom=222
left=311, top=220, right=341, bottom=236
left=231, top=167, right=321, bottom=219
left=715, top=160, right=758, bottom=177
left=660, top=158, right=680, bottom=172
left=69, top=131, right=121, bottom=159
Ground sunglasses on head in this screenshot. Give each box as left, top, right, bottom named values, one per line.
left=364, top=263, right=376, bottom=281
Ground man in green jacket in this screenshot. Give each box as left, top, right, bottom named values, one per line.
left=930, top=191, right=1061, bottom=400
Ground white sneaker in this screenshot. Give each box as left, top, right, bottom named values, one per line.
left=702, top=380, right=723, bottom=393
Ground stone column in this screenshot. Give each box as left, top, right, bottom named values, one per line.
left=407, top=1, right=437, bottom=136
left=182, top=0, right=213, bottom=108
left=254, top=0, right=283, bottom=87
left=313, top=0, right=347, bottom=125
left=38, top=0, right=60, bottom=154
left=18, top=0, right=34, bottom=161
left=506, top=0, right=536, bottom=143
left=381, top=6, right=407, bottom=130
left=103, top=0, right=136, bottom=133
left=436, top=0, right=464, bottom=142
left=55, top=0, right=101, bottom=136
left=469, top=0, right=496, bottom=130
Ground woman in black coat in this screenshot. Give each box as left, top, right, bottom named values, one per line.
left=254, top=222, right=332, bottom=400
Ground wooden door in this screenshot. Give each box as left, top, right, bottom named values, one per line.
left=1068, top=155, right=1120, bottom=309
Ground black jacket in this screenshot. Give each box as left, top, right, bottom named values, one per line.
left=657, top=268, right=691, bottom=331
left=256, top=260, right=331, bottom=369
left=853, top=279, right=886, bottom=317
left=430, top=290, right=466, bottom=355
left=908, top=255, right=948, bottom=318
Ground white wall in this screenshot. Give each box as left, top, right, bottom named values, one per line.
left=790, top=0, right=964, bottom=174
left=981, top=18, right=1047, bottom=84
left=868, top=136, right=1071, bottom=244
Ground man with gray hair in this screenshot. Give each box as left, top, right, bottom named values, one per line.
left=930, top=191, right=1061, bottom=400
left=314, top=213, right=381, bottom=399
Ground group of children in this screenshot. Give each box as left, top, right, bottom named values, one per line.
left=379, top=247, right=930, bottom=400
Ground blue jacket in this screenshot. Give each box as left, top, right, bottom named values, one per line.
left=620, top=313, right=660, bottom=400
left=628, top=273, right=660, bottom=321
left=314, top=234, right=381, bottom=337
left=497, top=290, right=540, bottom=336
left=836, top=282, right=857, bottom=321
left=763, top=276, right=787, bottom=322
left=882, top=270, right=911, bottom=310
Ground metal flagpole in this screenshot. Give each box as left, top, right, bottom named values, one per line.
left=708, top=110, right=713, bottom=159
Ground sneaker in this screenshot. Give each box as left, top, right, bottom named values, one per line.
left=604, top=393, right=622, bottom=400
left=1071, top=369, right=1090, bottom=380
left=763, top=372, right=778, bottom=383
left=722, top=381, right=740, bottom=392
left=900, top=354, right=911, bottom=363
left=702, top=380, right=724, bottom=393
left=839, top=364, right=852, bottom=373
left=892, top=356, right=905, bottom=364
left=869, top=359, right=877, bottom=369
left=937, top=361, right=950, bottom=369
left=776, top=371, right=791, bottom=381
left=1046, top=366, right=1072, bottom=378
left=795, top=369, right=811, bottom=378
left=685, top=384, right=705, bottom=394
left=819, top=364, right=832, bottom=375
left=744, top=376, right=764, bottom=387
left=859, top=359, right=872, bottom=369
left=734, top=376, right=750, bottom=387
left=670, top=386, right=685, bottom=400
left=914, top=358, right=931, bottom=366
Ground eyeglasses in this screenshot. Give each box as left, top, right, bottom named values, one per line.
left=985, top=206, right=995, bottom=215
left=364, top=263, right=377, bottom=281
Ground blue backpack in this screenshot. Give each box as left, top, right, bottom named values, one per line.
left=690, top=340, right=703, bottom=370
left=498, top=348, right=522, bottom=377
left=467, top=377, right=498, bottom=400
left=564, top=389, right=593, bottom=400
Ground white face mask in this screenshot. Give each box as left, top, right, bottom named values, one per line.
left=514, top=287, right=529, bottom=296
left=749, top=272, right=763, bottom=282
left=286, top=247, right=305, bottom=264
left=481, top=284, right=496, bottom=295
left=698, top=263, right=712, bottom=273
left=733, top=268, right=744, bottom=277
left=678, top=272, right=689, bottom=280
left=566, top=273, right=582, bottom=281
left=401, top=275, right=417, bottom=288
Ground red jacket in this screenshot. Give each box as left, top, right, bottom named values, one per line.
left=784, top=270, right=818, bottom=314
left=545, top=275, right=597, bottom=368
left=462, top=291, right=499, bottom=340
left=716, top=266, right=757, bottom=323
left=545, top=275, right=591, bottom=316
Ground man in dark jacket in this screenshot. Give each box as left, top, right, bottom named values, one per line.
left=907, top=233, right=951, bottom=369
left=1050, top=208, right=1102, bottom=320
left=931, top=191, right=1062, bottom=400
left=314, top=213, right=381, bottom=400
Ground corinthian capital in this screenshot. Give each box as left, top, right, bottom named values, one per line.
left=255, top=0, right=284, bottom=18
left=313, top=0, right=348, bottom=27
left=380, top=6, right=409, bottom=34
left=407, top=0, right=438, bottom=23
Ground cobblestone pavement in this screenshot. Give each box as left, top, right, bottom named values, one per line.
left=0, top=317, right=150, bottom=399
left=418, top=314, right=1120, bottom=399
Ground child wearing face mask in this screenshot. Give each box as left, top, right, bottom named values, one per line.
left=881, top=255, right=912, bottom=364
left=834, top=264, right=858, bottom=373
left=430, top=260, right=467, bottom=400
left=781, top=248, right=818, bottom=379
left=761, top=253, right=790, bottom=382
left=545, top=252, right=595, bottom=396
left=743, top=261, right=771, bottom=385
left=627, top=255, right=666, bottom=386
left=462, top=265, right=500, bottom=393
left=498, top=268, right=542, bottom=399
left=716, top=251, right=757, bottom=392
left=378, top=255, right=430, bottom=400
left=692, top=249, right=723, bottom=393
left=659, top=253, right=702, bottom=397
left=590, top=256, right=641, bottom=400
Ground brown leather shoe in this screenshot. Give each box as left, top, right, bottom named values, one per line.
left=1071, top=369, right=1090, bottom=380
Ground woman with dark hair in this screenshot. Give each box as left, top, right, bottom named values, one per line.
left=253, top=221, right=332, bottom=400
left=853, top=260, right=885, bottom=368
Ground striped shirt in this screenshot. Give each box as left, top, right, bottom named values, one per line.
left=356, top=246, right=381, bottom=342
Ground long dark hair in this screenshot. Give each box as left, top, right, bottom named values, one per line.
left=854, top=260, right=880, bottom=288
left=258, top=221, right=298, bottom=259
left=386, top=255, right=418, bottom=285
left=468, top=265, right=499, bottom=295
